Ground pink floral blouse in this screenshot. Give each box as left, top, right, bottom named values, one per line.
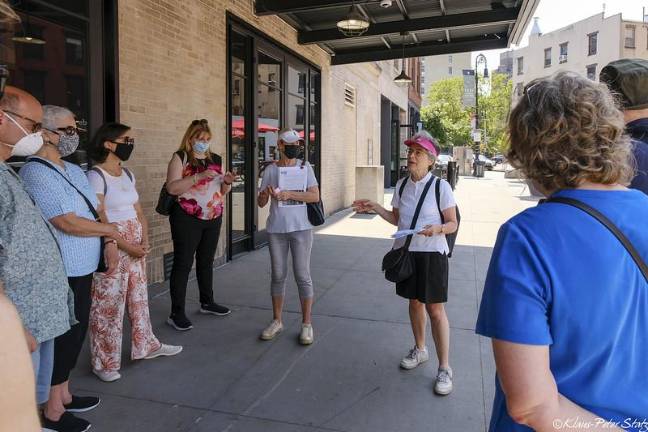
left=177, top=153, right=224, bottom=220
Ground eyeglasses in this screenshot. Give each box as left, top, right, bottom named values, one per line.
left=4, top=109, right=42, bottom=132
left=110, top=137, right=135, bottom=146
left=44, top=126, right=85, bottom=136
left=407, top=148, right=428, bottom=157
left=191, top=119, right=208, bottom=126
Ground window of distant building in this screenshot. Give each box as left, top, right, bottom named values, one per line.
left=588, top=32, right=598, bottom=56
left=559, top=42, right=568, bottom=63
left=517, top=57, right=524, bottom=75
left=586, top=64, right=597, bottom=80
left=448, top=55, right=453, bottom=64
left=515, top=82, right=524, bottom=97
left=544, top=48, right=551, bottom=68
left=448, top=66, right=452, bottom=75
left=625, top=25, right=636, bottom=48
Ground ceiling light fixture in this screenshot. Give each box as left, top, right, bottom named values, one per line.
left=337, top=2, right=370, bottom=37
left=12, top=18, right=45, bottom=45
left=394, top=33, right=412, bottom=85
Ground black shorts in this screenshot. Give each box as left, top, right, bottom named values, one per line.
left=396, top=252, right=448, bottom=304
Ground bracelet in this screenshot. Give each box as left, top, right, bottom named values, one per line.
left=105, top=239, right=117, bottom=245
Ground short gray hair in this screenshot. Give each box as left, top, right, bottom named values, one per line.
left=42, top=105, right=75, bottom=131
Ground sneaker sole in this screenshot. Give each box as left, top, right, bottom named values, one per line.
left=66, top=399, right=102, bottom=413
left=199, top=308, right=232, bottom=316
left=144, top=346, right=183, bottom=360
left=92, top=371, right=121, bottom=383
left=259, top=329, right=283, bottom=341
left=299, top=338, right=313, bottom=345
left=166, top=318, right=193, bottom=331
left=434, top=386, right=453, bottom=396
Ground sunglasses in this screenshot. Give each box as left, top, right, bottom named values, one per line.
left=110, top=137, right=135, bottom=146
left=191, top=119, right=208, bottom=126
left=4, top=109, right=42, bottom=132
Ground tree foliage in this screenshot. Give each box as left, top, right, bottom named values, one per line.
left=420, top=73, right=512, bottom=155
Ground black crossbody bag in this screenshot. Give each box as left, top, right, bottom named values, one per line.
left=382, top=176, right=434, bottom=283
left=29, top=158, right=108, bottom=273
left=544, top=196, right=648, bottom=282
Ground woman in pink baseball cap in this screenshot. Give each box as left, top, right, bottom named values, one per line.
left=353, top=130, right=458, bottom=396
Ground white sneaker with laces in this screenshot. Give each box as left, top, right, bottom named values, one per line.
left=93, top=369, right=121, bottom=382
left=260, top=320, right=283, bottom=340
left=299, top=324, right=314, bottom=345
left=400, top=346, right=429, bottom=370
left=434, top=367, right=454, bottom=395
left=144, top=343, right=183, bottom=359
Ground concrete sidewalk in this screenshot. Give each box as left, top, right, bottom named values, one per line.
left=71, top=171, right=538, bottom=432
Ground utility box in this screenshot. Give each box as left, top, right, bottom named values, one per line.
left=356, top=166, right=385, bottom=204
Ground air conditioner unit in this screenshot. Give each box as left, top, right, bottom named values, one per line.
left=559, top=54, right=568, bottom=63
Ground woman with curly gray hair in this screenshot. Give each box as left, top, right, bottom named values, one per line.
left=476, top=71, right=648, bottom=431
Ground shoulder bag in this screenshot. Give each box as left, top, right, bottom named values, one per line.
left=381, top=175, right=434, bottom=283
left=434, top=177, right=461, bottom=257
left=156, top=151, right=187, bottom=216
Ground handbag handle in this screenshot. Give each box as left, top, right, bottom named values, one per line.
left=28, top=158, right=101, bottom=222
left=400, top=176, right=435, bottom=250
left=544, top=196, right=648, bottom=282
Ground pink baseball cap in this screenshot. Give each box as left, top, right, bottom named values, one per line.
left=404, top=134, right=439, bottom=157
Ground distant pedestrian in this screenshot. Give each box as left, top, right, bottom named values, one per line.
left=600, top=58, right=648, bottom=195
left=165, top=119, right=236, bottom=331
left=353, top=130, right=458, bottom=396
left=257, top=129, right=320, bottom=345
left=87, top=122, right=182, bottom=383
left=477, top=72, right=648, bottom=430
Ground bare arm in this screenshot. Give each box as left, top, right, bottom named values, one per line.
left=420, top=206, right=458, bottom=236
left=277, top=186, right=320, bottom=204
left=352, top=199, right=399, bottom=226
left=166, top=154, right=195, bottom=196
left=49, top=212, right=118, bottom=238
left=134, top=202, right=149, bottom=246
left=493, top=339, right=621, bottom=431
left=258, top=186, right=272, bottom=208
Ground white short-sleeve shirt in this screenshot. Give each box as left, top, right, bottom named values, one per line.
left=87, top=167, right=139, bottom=223
left=391, top=172, right=456, bottom=253
left=259, top=160, right=318, bottom=234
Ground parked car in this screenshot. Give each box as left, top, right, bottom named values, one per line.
left=435, top=154, right=453, bottom=170
left=492, top=154, right=505, bottom=165
left=478, top=154, right=495, bottom=170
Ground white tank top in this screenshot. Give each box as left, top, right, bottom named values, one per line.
left=86, top=167, right=139, bottom=222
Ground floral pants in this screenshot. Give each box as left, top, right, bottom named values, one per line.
left=89, top=218, right=161, bottom=372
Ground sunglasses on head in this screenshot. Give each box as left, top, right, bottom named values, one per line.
left=192, top=119, right=208, bottom=126
left=110, top=137, right=134, bottom=146
left=4, top=109, right=42, bottom=133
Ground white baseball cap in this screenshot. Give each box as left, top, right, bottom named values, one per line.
left=279, top=129, right=301, bottom=144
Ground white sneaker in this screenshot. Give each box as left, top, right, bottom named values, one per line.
left=299, top=324, right=314, bottom=345
left=400, top=346, right=429, bottom=370
left=93, top=369, right=121, bottom=382
left=144, top=343, right=183, bottom=359
left=260, top=320, right=283, bottom=340
left=434, top=367, right=454, bottom=395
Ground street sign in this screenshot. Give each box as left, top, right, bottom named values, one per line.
left=462, top=69, right=476, bottom=108
left=472, top=130, right=482, bottom=142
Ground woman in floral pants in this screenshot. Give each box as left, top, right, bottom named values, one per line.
left=87, top=123, right=182, bottom=382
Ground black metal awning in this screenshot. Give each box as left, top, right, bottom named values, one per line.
left=255, top=0, right=538, bottom=65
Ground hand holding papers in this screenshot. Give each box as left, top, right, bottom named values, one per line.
left=391, top=229, right=423, bottom=239
left=277, top=166, right=307, bottom=208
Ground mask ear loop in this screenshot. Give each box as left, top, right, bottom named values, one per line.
left=4, top=112, right=30, bottom=136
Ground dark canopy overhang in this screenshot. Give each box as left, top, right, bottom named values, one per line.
left=255, top=0, right=539, bottom=65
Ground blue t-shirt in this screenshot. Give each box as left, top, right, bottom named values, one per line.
left=19, top=157, right=101, bottom=277
left=476, top=188, right=648, bottom=432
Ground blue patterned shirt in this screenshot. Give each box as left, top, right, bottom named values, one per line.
left=19, top=157, right=101, bottom=277
left=0, top=162, right=75, bottom=343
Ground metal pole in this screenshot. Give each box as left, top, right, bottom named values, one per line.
left=474, top=56, right=480, bottom=176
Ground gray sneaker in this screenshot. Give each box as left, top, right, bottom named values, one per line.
left=260, top=320, right=283, bottom=341
left=400, top=346, right=429, bottom=370
left=434, top=367, right=453, bottom=395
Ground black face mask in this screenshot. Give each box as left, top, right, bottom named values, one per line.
left=283, top=145, right=299, bottom=159
left=113, top=143, right=134, bottom=161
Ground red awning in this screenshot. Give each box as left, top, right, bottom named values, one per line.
left=231, top=118, right=279, bottom=133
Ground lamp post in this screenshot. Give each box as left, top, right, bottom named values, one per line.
left=473, top=53, right=489, bottom=176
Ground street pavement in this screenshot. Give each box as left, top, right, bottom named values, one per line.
left=71, top=169, right=539, bottom=432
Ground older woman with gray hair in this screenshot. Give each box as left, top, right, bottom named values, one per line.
left=476, top=72, right=648, bottom=430
left=20, top=105, right=120, bottom=431
left=353, top=130, right=458, bottom=396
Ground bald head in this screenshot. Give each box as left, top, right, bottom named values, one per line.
left=0, top=86, right=43, bottom=160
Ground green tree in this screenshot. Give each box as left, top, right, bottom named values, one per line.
left=421, top=77, right=471, bottom=149
left=479, top=72, right=512, bottom=155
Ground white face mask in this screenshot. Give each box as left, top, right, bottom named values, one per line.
left=2, top=113, right=44, bottom=156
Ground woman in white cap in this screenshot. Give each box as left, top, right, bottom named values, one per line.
left=257, top=128, right=320, bottom=345
left=353, top=130, right=458, bottom=396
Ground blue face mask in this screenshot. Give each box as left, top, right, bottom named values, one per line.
left=193, top=140, right=209, bottom=154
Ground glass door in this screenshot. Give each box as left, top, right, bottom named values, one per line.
left=254, top=45, right=283, bottom=248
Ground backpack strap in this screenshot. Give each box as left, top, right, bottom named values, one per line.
left=122, top=167, right=134, bottom=182
left=90, top=167, right=108, bottom=196
left=435, top=176, right=444, bottom=223
left=403, top=175, right=435, bottom=250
